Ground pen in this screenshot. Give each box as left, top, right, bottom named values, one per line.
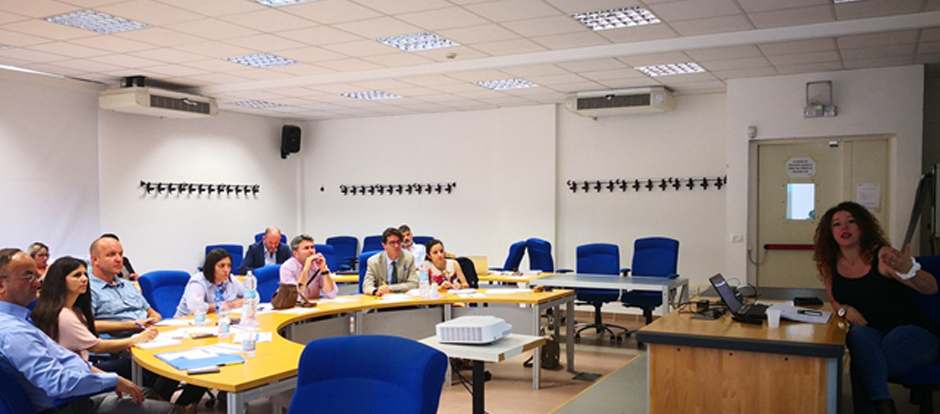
left=135, top=322, right=146, bottom=330
left=797, top=309, right=822, bottom=316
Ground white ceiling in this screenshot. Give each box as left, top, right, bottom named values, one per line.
left=0, top=0, right=938, bottom=120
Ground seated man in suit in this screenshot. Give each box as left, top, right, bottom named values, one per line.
left=89, top=236, right=161, bottom=337
left=363, top=227, right=419, bottom=296
left=239, top=226, right=291, bottom=275
left=0, top=248, right=175, bottom=414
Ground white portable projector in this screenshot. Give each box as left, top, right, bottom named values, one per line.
left=436, top=316, right=512, bottom=344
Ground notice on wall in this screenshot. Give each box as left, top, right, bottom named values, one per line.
left=786, top=157, right=816, bottom=178
left=857, top=183, right=880, bottom=211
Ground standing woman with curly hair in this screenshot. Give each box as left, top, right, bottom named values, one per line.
left=814, top=201, right=939, bottom=414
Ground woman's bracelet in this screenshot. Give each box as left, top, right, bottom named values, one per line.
left=897, top=259, right=921, bottom=280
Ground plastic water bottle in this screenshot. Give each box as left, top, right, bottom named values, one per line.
left=217, top=304, right=230, bottom=339
left=242, top=332, right=257, bottom=358
left=194, top=293, right=208, bottom=326
left=241, top=270, right=258, bottom=328
left=419, top=268, right=430, bottom=299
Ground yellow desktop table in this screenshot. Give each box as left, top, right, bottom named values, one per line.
left=132, top=288, right=575, bottom=414
left=477, top=271, right=554, bottom=286
left=636, top=303, right=848, bottom=414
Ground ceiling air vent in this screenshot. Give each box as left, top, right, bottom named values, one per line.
left=565, top=87, right=675, bottom=117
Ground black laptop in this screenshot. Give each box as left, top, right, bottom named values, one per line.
left=709, top=273, right=767, bottom=319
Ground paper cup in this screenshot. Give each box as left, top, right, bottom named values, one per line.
left=766, top=308, right=782, bottom=328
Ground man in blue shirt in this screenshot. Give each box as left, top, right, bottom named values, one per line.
left=0, top=248, right=175, bottom=414
left=89, top=236, right=162, bottom=336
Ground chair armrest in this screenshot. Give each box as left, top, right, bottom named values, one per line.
left=667, top=273, right=679, bottom=279
left=557, top=268, right=573, bottom=274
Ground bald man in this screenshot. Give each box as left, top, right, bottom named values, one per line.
left=0, top=248, right=175, bottom=414
left=88, top=237, right=161, bottom=336
left=239, top=226, right=291, bottom=275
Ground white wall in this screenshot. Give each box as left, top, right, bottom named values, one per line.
left=556, top=93, right=728, bottom=292
left=0, top=74, right=101, bottom=259
left=727, top=65, right=925, bottom=282
left=97, top=110, right=299, bottom=274
left=302, top=105, right=557, bottom=266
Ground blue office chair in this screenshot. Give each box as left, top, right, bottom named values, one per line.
left=0, top=363, right=112, bottom=414
left=455, top=257, right=479, bottom=289
left=362, top=235, right=383, bottom=255
left=254, top=232, right=287, bottom=244
left=573, top=243, right=629, bottom=342
left=288, top=335, right=447, bottom=414
left=889, top=255, right=940, bottom=414
left=138, top=270, right=191, bottom=319
left=412, top=235, right=434, bottom=247
left=326, top=236, right=359, bottom=272
left=526, top=238, right=554, bottom=272
left=358, top=250, right=382, bottom=294
left=315, top=244, right=338, bottom=272
left=253, top=264, right=281, bottom=303
left=205, top=244, right=244, bottom=276
left=620, top=237, right=680, bottom=325
left=490, top=240, right=527, bottom=272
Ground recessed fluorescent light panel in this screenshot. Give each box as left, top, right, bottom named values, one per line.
left=229, top=100, right=284, bottom=109
left=225, top=53, right=297, bottom=68
left=635, top=62, right=705, bottom=77
left=44, top=10, right=149, bottom=34
left=571, top=7, right=660, bottom=31
left=376, top=32, right=459, bottom=52
left=473, top=79, right=539, bottom=91
left=250, top=0, right=320, bottom=6
left=340, top=91, right=401, bottom=100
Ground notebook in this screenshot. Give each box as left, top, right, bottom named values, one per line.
left=708, top=273, right=767, bottom=319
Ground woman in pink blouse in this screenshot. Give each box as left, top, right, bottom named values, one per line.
left=422, top=239, right=469, bottom=290
left=32, top=257, right=157, bottom=373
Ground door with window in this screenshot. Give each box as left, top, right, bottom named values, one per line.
left=756, top=137, right=889, bottom=288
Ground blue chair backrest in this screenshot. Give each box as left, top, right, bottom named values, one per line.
left=577, top=243, right=620, bottom=275
left=254, top=232, right=287, bottom=244
left=526, top=238, right=554, bottom=272
left=412, top=236, right=434, bottom=247
left=326, top=236, right=359, bottom=270
left=502, top=240, right=527, bottom=271
left=288, top=335, right=447, bottom=414
left=139, top=270, right=191, bottom=319
left=362, top=235, right=383, bottom=254
left=358, top=250, right=382, bottom=294
left=631, top=237, right=679, bottom=277
left=254, top=264, right=281, bottom=303
left=0, top=361, right=36, bottom=414
left=913, top=255, right=940, bottom=329
left=206, top=244, right=244, bottom=275
left=315, top=244, right=338, bottom=272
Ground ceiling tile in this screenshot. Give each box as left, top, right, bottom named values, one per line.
left=88, top=53, right=164, bottom=68
left=316, top=58, right=385, bottom=71
left=268, top=63, right=336, bottom=76
left=499, top=63, right=569, bottom=77
left=129, top=48, right=204, bottom=63
left=671, top=79, right=726, bottom=94
left=411, top=45, right=490, bottom=61
left=594, top=23, right=678, bottom=43
left=686, top=45, right=763, bottom=61
left=275, top=26, right=364, bottom=46
left=138, top=63, right=208, bottom=77
left=773, top=60, right=842, bottom=75
left=758, top=38, right=836, bottom=56
left=0, top=0, right=80, bottom=18
left=184, top=72, right=253, bottom=85
left=748, top=5, right=833, bottom=29
left=915, top=53, right=940, bottom=64
left=182, top=58, right=249, bottom=73
left=923, top=28, right=940, bottom=42
left=653, top=72, right=717, bottom=85
left=843, top=55, right=914, bottom=69
left=557, top=58, right=627, bottom=72
left=48, top=57, right=123, bottom=72
left=27, top=41, right=109, bottom=57
left=767, top=50, right=839, bottom=65
left=165, top=19, right=261, bottom=40
left=837, top=30, right=919, bottom=49
left=711, top=66, right=778, bottom=79
left=523, top=73, right=587, bottom=85
left=350, top=0, right=452, bottom=15
left=227, top=68, right=293, bottom=81
left=928, top=0, right=940, bottom=10
left=0, top=47, right=68, bottom=63
left=578, top=68, right=646, bottom=81
left=361, top=51, right=436, bottom=67
left=919, top=42, right=940, bottom=54
left=669, top=14, right=753, bottom=36
left=699, top=56, right=771, bottom=71
left=446, top=69, right=512, bottom=82
left=398, top=74, right=463, bottom=86
left=543, top=0, right=644, bottom=14
left=840, top=44, right=916, bottom=60
left=116, top=27, right=207, bottom=47
left=463, top=0, right=563, bottom=23
left=736, top=0, right=827, bottom=13
left=219, top=9, right=316, bottom=32
left=152, top=0, right=267, bottom=17
left=647, top=0, right=742, bottom=22
left=544, top=80, right=605, bottom=93
left=501, top=15, right=586, bottom=37
left=282, top=1, right=383, bottom=25
left=0, top=10, right=28, bottom=25
left=436, top=24, right=520, bottom=44
left=223, top=34, right=308, bottom=52
left=617, top=51, right=692, bottom=67
left=349, top=78, right=416, bottom=91
left=471, top=38, right=546, bottom=55
left=98, top=0, right=203, bottom=25
left=0, top=28, right=56, bottom=47
left=333, top=17, right=422, bottom=39
left=834, top=0, right=924, bottom=20
left=276, top=46, right=348, bottom=62
left=531, top=31, right=610, bottom=50
left=2, top=19, right=96, bottom=41
left=396, top=7, right=490, bottom=31
left=321, top=39, right=397, bottom=57
left=173, top=41, right=254, bottom=58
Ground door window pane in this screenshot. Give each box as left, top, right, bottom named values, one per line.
left=787, top=183, right=815, bottom=220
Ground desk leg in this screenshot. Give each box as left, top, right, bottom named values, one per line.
left=661, top=288, right=670, bottom=317
left=566, top=299, right=575, bottom=373
left=228, top=391, right=245, bottom=414
left=353, top=310, right=363, bottom=335
left=473, top=361, right=485, bottom=414
left=131, top=359, right=142, bottom=386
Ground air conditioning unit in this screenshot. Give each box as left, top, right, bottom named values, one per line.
left=564, top=87, right=675, bottom=117
left=100, top=86, right=218, bottom=119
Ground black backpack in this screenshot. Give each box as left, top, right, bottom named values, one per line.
left=523, top=334, right=562, bottom=371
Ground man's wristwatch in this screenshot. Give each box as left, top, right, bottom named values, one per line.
left=838, top=306, right=850, bottom=318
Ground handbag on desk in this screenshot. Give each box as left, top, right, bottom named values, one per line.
left=271, top=283, right=316, bottom=309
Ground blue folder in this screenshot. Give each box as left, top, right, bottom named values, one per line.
left=156, top=352, right=245, bottom=371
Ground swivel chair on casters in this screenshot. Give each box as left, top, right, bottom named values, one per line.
left=573, top=243, right=629, bottom=343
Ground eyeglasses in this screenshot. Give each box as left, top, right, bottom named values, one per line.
left=0, top=272, right=41, bottom=283
left=385, top=240, right=401, bottom=245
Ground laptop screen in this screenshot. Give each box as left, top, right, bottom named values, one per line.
left=709, top=273, right=743, bottom=313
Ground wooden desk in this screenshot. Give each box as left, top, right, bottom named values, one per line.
left=636, top=305, right=847, bottom=414
left=132, top=289, right=574, bottom=414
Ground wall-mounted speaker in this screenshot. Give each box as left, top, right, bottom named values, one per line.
left=281, top=125, right=301, bottom=159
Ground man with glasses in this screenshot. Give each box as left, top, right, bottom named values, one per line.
left=88, top=236, right=161, bottom=337
left=0, top=248, right=175, bottom=414
left=363, top=227, right=419, bottom=296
